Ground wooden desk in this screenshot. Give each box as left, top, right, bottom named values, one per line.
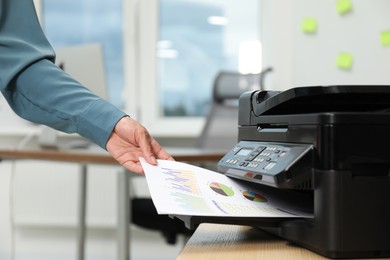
left=0, top=147, right=224, bottom=260
left=178, top=223, right=327, bottom=260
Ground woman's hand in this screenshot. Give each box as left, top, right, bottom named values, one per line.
left=106, top=116, right=174, bottom=174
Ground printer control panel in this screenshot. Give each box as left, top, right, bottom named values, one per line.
left=218, top=141, right=313, bottom=188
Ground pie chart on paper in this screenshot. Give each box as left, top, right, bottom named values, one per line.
left=209, top=182, right=234, bottom=197
left=242, top=191, right=268, bottom=203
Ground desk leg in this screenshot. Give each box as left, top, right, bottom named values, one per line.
left=117, top=170, right=130, bottom=260
left=77, top=164, right=87, bottom=260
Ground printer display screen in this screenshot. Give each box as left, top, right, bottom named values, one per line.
left=235, top=147, right=253, bottom=156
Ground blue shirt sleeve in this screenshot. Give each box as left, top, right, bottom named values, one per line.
left=0, top=0, right=126, bottom=149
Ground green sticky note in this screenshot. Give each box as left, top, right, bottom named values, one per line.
left=336, top=53, right=353, bottom=70
left=381, top=30, right=390, bottom=46
left=301, top=18, right=317, bottom=33
left=336, top=0, right=352, bottom=14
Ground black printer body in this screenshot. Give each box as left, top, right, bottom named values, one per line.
left=177, top=85, right=390, bottom=259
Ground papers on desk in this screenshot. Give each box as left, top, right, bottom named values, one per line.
left=141, top=159, right=313, bottom=218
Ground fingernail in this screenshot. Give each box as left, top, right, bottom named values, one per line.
left=151, top=156, right=157, bottom=164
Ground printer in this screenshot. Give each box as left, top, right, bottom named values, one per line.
left=176, top=85, right=390, bottom=259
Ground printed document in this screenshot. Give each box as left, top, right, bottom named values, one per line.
left=141, top=158, right=313, bottom=218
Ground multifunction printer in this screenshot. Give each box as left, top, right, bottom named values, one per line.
left=176, top=85, right=390, bottom=259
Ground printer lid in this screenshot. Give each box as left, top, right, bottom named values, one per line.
left=251, top=85, right=390, bottom=116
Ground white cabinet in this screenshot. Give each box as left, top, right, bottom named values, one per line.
left=12, top=161, right=119, bottom=228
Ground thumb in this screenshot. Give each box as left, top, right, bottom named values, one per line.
left=137, top=130, right=158, bottom=165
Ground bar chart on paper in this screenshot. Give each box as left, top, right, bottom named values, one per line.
left=141, top=159, right=313, bottom=218
left=162, top=167, right=200, bottom=195
left=159, top=166, right=212, bottom=215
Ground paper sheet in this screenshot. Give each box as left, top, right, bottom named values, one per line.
left=141, top=159, right=313, bottom=218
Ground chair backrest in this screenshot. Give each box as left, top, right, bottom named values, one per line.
left=197, top=68, right=272, bottom=151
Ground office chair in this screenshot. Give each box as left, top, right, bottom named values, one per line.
left=197, top=68, right=272, bottom=156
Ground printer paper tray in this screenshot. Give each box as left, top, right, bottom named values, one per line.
left=171, top=214, right=296, bottom=230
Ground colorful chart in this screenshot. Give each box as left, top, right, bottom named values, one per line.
left=242, top=191, right=267, bottom=203
left=172, top=192, right=211, bottom=214
left=209, top=182, right=234, bottom=196
left=162, top=167, right=200, bottom=195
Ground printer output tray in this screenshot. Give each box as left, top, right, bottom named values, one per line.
left=172, top=214, right=295, bottom=230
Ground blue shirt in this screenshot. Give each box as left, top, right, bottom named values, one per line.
left=0, top=0, right=126, bottom=149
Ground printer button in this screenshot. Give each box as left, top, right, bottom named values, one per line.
left=264, top=162, right=276, bottom=170
left=240, top=162, right=250, bottom=167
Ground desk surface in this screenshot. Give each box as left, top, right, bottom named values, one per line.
left=178, top=223, right=328, bottom=260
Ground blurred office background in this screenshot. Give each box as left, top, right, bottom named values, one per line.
left=0, top=0, right=390, bottom=259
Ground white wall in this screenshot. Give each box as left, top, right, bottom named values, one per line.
left=261, top=0, right=295, bottom=91
left=262, top=0, right=390, bottom=91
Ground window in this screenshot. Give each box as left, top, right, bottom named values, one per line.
left=40, top=0, right=262, bottom=137
left=135, top=0, right=262, bottom=136
left=158, top=0, right=261, bottom=117
left=42, top=0, right=124, bottom=108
